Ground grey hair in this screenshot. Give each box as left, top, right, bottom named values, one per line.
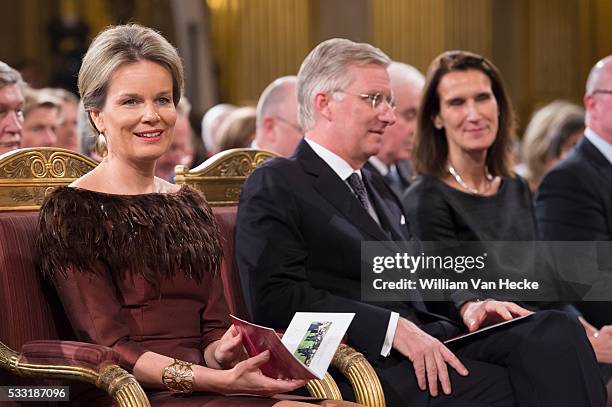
left=78, top=24, right=184, bottom=135
left=0, top=61, right=25, bottom=88
left=256, top=75, right=297, bottom=133
left=23, top=87, right=62, bottom=117
left=201, top=103, right=236, bottom=151
left=297, top=38, right=391, bottom=132
left=387, top=61, right=425, bottom=90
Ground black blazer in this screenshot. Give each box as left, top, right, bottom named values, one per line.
left=536, top=136, right=612, bottom=240
left=236, top=140, right=434, bottom=359
left=363, top=161, right=411, bottom=198
left=536, top=136, right=612, bottom=326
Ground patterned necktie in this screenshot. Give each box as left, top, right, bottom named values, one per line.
left=347, top=173, right=369, bottom=210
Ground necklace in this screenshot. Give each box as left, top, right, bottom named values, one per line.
left=448, top=164, right=493, bottom=195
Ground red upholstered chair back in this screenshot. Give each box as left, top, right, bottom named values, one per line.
left=175, top=148, right=278, bottom=320
left=0, top=148, right=97, bottom=392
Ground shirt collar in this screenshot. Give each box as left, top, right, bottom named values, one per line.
left=584, top=127, right=612, bottom=166
left=368, top=156, right=390, bottom=176
left=304, top=138, right=361, bottom=180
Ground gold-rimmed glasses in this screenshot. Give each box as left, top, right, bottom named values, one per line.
left=336, top=91, right=396, bottom=111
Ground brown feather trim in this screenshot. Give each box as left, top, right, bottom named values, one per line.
left=36, top=185, right=223, bottom=288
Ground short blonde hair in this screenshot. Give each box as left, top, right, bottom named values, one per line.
left=23, top=88, right=62, bottom=117
left=522, top=100, right=583, bottom=187
left=297, top=38, right=390, bottom=132
left=216, top=106, right=256, bottom=151
left=78, top=24, right=184, bottom=135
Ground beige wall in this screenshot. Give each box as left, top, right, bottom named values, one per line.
left=2, top=0, right=611, bottom=131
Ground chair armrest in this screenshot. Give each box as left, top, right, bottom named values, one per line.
left=332, top=344, right=386, bottom=407
left=0, top=340, right=150, bottom=407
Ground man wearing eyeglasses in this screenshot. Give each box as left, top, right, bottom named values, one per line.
left=0, top=61, right=25, bottom=156
left=365, top=62, right=424, bottom=196
left=237, top=39, right=605, bottom=406
left=252, top=76, right=303, bottom=157
left=536, top=55, right=612, bottom=393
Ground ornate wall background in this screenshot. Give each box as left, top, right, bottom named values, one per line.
left=1, top=0, right=611, bottom=132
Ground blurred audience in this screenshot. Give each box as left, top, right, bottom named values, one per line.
left=253, top=76, right=301, bottom=156
left=0, top=61, right=25, bottom=156
left=365, top=62, right=424, bottom=195
left=77, top=100, right=101, bottom=160
left=216, top=106, right=256, bottom=151
left=47, top=88, right=80, bottom=151
left=519, top=100, right=584, bottom=191
left=21, top=88, right=61, bottom=148
left=155, top=96, right=195, bottom=181
left=201, top=103, right=236, bottom=156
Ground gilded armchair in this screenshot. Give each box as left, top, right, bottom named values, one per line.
left=175, top=148, right=386, bottom=407
left=0, top=148, right=149, bottom=407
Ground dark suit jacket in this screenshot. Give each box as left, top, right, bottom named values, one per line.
left=536, top=136, right=612, bottom=325
left=363, top=161, right=411, bottom=198
left=236, top=140, right=446, bottom=359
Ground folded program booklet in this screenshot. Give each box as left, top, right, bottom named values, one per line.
left=230, top=313, right=355, bottom=380
left=443, top=313, right=533, bottom=344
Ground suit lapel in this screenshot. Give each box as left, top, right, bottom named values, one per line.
left=362, top=167, right=410, bottom=241
left=297, top=141, right=390, bottom=241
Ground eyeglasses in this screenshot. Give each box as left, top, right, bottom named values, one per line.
left=275, top=116, right=302, bottom=133
left=336, top=91, right=396, bottom=111
left=592, top=89, right=612, bottom=95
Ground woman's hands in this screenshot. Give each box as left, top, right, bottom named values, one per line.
left=211, top=325, right=248, bottom=369
left=460, top=300, right=532, bottom=332
left=206, top=351, right=308, bottom=396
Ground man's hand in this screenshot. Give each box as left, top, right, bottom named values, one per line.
left=460, top=300, right=532, bottom=332
left=392, top=317, right=468, bottom=397
left=579, top=317, right=612, bottom=363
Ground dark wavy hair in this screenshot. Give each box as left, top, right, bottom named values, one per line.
left=413, top=50, right=515, bottom=178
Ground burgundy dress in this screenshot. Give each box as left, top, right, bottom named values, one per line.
left=37, top=185, right=281, bottom=406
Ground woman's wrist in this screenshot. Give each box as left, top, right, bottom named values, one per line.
left=192, top=364, right=232, bottom=393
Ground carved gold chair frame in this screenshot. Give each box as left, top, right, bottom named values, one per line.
left=0, top=148, right=149, bottom=407
left=176, top=148, right=386, bottom=407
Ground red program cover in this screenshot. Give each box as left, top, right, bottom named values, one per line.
left=230, top=315, right=318, bottom=380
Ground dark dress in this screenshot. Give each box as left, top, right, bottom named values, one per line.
left=402, top=174, right=535, bottom=241
left=36, top=185, right=281, bottom=406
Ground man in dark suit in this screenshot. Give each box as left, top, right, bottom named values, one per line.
left=536, top=55, right=612, bottom=384
left=364, top=61, right=424, bottom=196
left=236, top=38, right=606, bottom=406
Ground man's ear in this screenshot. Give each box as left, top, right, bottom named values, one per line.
left=89, top=109, right=105, bottom=134
left=584, top=94, right=595, bottom=115
left=262, top=116, right=276, bottom=142
left=314, top=92, right=333, bottom=121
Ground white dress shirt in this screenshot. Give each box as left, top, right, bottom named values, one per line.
left=305, top=138, right=399, bottom=357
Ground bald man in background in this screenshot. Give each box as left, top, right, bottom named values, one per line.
left=365, top=62, right=424, bottom=196
left=252, top=76, right=302, bottom=157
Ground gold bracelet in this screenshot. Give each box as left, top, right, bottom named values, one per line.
left=162, top=359, right=195, bottom=394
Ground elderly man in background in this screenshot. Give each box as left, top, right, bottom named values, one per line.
left=0, top=61, right=25, bottom=155
left=156, top=96, right=195, bottom=181
left=536, top=56, right=612, bottom=394
left=252, top=75, right=302, bottom=157
left=365, top=62, right=424, bottom=195
left=201, top=103, right=236, bottom=157
left=21, top=88, right=61, bottom=148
